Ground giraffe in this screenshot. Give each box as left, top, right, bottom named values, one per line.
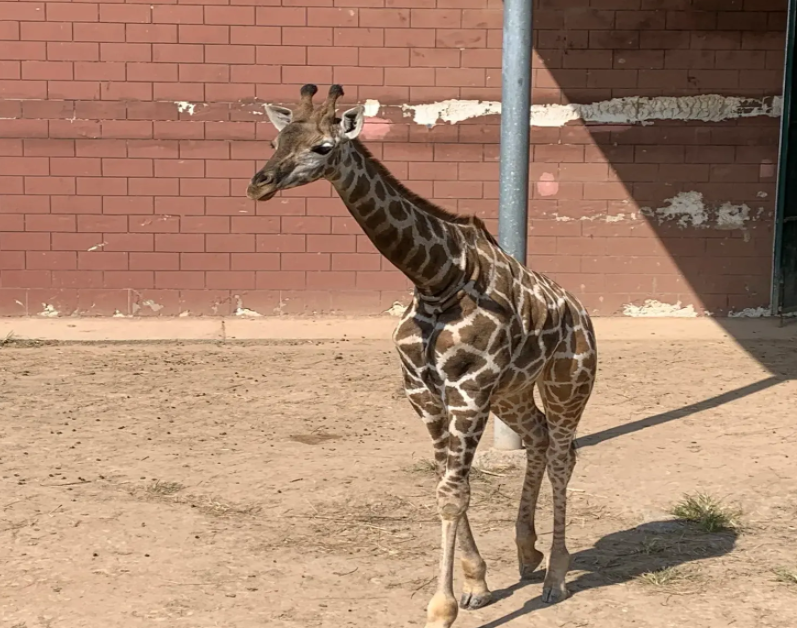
left=247, top=84, right=598, bottom=628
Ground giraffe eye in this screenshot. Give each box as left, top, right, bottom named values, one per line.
left=311, top=144, right=333, bottom=156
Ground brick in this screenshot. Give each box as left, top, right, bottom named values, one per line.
left=0, top=2, right=44, bottom=21
left=73, top=61, right=125, bottom=81
left=153, top=6, right=203, bottom=24
left=206, top=271, right=255, bottom=290
left=206, top=234, right=255, bottom=252
left=308, top=7, right=358, bottom=26
left=0, top=41, right=46, bottom=60
left=77, top=216, right=128, bottom=234
left=181, top=252, right=230, bottom=271
left=24, top=214, right=74, bottom=233
left=385, top=67, right=435, bottom=86
left=230, top=26, right=280, bottom=45
left=126, top=24, right=177, bottom=43
left=256, top=271, right=305, bottom=290
left=360, top=8, right=409, bottom=27
left=52, top=195, right=100, bottom=215
left=180, top=216, right=230, bottom=233
left=47, top=2, right=98, bottom=21
left=103, top=233, right=154, bottom=251
left=615, top=9, right=666, bottom=29
left=51, top=157, right=102, bottom=177
left=128, top=62, right=178, bottom=82
left=100, top=5, right=151, bottom=23
left=230, top=252, right=280, bottom=271
left=27, top=251, right=77, bottom=270
left=155, top=159, right=204, bottom=178
left=76, top=139, right=126, bottom=158
left=179, top=63, right=229, bottom=82
left=307, top=46, right=358, bottom=66
left=21, top=22, right=72, bottom=41
left=718, top=11, right=768, bottom=31
left=256, top=234, right=305, bottom=252
left=282, top=26, right=333, bottom=46
left=22, top=60, right=72, bottom=81
left=155, top=271, right=204, bottom=289
left=411, top=9, right=461, bottom=28
left=179, top=24, right=228, bottom=44
left=74, top=22, right=124, bottom=42
left=101, top=120, right=153, bottom=140
left=691, top=31, right=742, bottom=50
left=24, top=175, right=75, bottom=195
left=282, top=253, right=330, bottom=271
left=131, top=253, right=179, bottom=271
left=100, top=42, right=150, bottom=62
left=334, top=27, right=383, bottom=47
left=0, top=155, right=48, bottom=176
left=205, top=6, right=254, bottom=25
left=385, top=28, right=434, bottom=48
left=77, top=252, right=127, bottom=271
left=1, top=270, right=51, bottom=289
left=154, top=233, right=204, bottom=253
left=436, top=28, right=486, bottom=49
left=462, top=9, right=501, bottom=28
left=255, top=6, right=306, bottom=25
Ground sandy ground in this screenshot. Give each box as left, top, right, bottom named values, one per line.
left=1, top=327, right=797, bottom=628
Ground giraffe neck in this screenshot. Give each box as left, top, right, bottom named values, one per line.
left=327, top=140, right=473, bottom=296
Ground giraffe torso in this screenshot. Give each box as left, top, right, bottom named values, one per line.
left=392, top=229, right=597, bottom=412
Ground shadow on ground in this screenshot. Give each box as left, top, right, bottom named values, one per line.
left=477, top=520, right=738, bottom=628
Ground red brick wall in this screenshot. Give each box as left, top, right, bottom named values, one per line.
left=0, top=0, right=787, bottom=317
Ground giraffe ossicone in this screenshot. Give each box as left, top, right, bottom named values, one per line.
left=248, top=84, right=598, bottom=628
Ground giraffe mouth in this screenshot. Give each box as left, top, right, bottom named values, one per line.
left=246, top=184, right=278, bottom=202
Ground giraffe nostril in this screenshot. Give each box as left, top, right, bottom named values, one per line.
left=256, top=171, right=274, bottom=186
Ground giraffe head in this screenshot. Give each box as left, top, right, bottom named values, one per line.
left=247, top=84, right=365, bottom=201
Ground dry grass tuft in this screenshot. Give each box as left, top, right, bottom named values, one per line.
left=774, top=567, right=797, bottom=586
left=637, top=565, right=700, bottom=588
left=146, top=480, right=184, bottom=496
left=670, top=492, right=742, bottom=532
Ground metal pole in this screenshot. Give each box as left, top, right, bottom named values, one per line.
left=493, top=0, right=532, bottom=451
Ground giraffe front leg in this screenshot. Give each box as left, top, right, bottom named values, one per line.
left=424, top=404, right=490, bottom=628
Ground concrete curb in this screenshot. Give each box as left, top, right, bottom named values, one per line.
left=0, top=316, right=793, bottom=343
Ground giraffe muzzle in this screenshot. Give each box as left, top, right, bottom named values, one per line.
left=246, top=171, right=278, bottom=201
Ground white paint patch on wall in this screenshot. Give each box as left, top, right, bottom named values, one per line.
left=623, top=299, right=698, bottom=318
left=641, top=191, right=753, bottom=230
left=175, top=101, right=196, bottom=115
left=402, top=94, right=782, bottom=127
left=727, top=307, right=772, bottom=318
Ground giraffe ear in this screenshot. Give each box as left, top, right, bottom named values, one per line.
left=339, top=105, right=365, bottom=140
left=264, top=105, right=293, bottom=132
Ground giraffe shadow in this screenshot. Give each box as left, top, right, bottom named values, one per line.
left=476, top=520, right=738, bottom=628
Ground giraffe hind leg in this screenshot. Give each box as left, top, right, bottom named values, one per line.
left=494, top=388, right=549, bottom=581
left=538, top=352, right=595, bottom=604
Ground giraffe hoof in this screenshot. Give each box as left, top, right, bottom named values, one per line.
left=519, top=563, right=543, bottom=581
left=459, top=591, right=493, bottom=610
left=541, top=583, right=568, bottom=604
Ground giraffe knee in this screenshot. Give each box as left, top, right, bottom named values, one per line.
left=436, top=480, right=470, bottom=520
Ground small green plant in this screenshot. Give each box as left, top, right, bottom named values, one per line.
left=773, top=567, right=797, bottom=585
left=670, top=492, right=742, bottom=532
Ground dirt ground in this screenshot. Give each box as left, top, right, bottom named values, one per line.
left=2, top=329, right=797, bottom=628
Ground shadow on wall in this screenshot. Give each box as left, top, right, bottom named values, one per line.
left=471, top=0, right=797, bottom=386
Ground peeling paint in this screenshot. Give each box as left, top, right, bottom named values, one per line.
left=142, top=299, right=163, bottom=313
left=727, top=307, right=772, bottom=318
left=641, top=192, right=752, bottom=230
left=363, top=99, right=381, bottom=117
left=38, top=304, right=59, bottom=318
left=175, top=101, right=196, bottom=115
left=623, top=299, right=698, bottom=318
left=112, top=309, right=127, bottom=318
left=553, top=212, right=640, bottom=223
left=87, top=241, right=107, bottom=252
left=715, top=202, right=751, bottom=230
left=234, top=295, right=263, bottom=317
left=537, top=172, right=559, bottom=197
left=401, top=94, right=782, bottom=127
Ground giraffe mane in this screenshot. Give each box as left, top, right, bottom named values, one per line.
left=351, top=138, right=500, bottom=247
